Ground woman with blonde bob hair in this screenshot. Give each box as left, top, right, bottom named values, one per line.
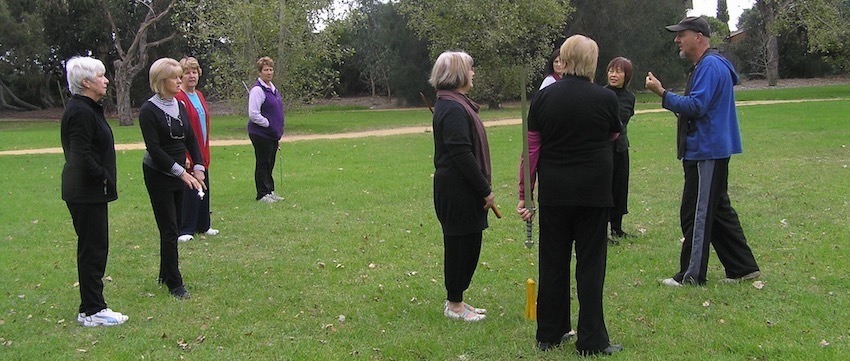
left=139, top=57, right=206, bottom=299
left=516, top=35, right=623, bottom=355
left=429, top=51, right=494, bottom=322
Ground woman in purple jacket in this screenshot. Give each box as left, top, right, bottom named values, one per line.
left=247, top=56, right=285, bottom=203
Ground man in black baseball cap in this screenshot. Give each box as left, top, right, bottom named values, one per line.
left=644, top=14, right=761, bottom=289
left=665, top=16, right=711, bottom=37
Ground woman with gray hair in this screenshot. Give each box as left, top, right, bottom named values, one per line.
left=139, top=57, right=206, bottom=299
left=516, top=35, right=623, bottom=355
left=429, top=51, right=493, bottom=322
left=61, top=56, right=129, bottom=326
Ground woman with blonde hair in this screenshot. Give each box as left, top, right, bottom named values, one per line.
left=139, top=57, right=206, bottom=299
left=429, top=51, right=494, bottom=322
left=517, top=35, right=623, bottom=355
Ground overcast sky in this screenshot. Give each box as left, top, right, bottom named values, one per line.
left=688, top=0, right=756, bottom=31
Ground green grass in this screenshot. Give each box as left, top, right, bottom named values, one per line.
left=0, top=106, right=522, bottom=152
left=4, top=83, right=846, bottom=152
left=1, top=90, right=850, bottom=359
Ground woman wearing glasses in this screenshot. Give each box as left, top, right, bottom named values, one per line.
left=139, top=57, right=206, bottom=299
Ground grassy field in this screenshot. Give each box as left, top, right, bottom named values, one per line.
left=1, top=86, right=849, bottom=360
left=0, top=84, right=847, bottom=152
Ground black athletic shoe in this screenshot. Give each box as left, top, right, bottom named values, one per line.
left=170, top=286, right=191, bottom=300
left=537, top=331, right=576, bottom=351
left=577, top=344, right=623, bottom=357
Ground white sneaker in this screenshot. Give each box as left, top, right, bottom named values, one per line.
left=258, top=194, right=277, bottom=203
left=660, top=278, right=682, bottom=287
left=78, top=308, right=128, bottom=327
left=204, top=228, right=219, bottom=236
left=270, top=191, right=284, bottom=201
left=177, top=234, right=194, bottom=243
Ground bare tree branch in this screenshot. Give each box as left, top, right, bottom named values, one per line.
left=98, top=0, right=126, bottom=59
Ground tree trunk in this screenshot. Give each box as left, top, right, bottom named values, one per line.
left=113, top=61, right=135, bottom=125
left=758, top=0, right=780, bottom=86
left=99, top=0, right=178, bottom=126
left=766, top=35, right=779, bottom=86
left=0, top=79, right=41, bottom=111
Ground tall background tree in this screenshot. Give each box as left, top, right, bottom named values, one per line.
left=99, top=0, right=179, bottom=125
left=332, top=0, right=431, bottom=106
left=399, top=0, right=571, bottom=109
left=1, top=0, right=847, bottom=116
left=0, top=0, right=53, bottom=111
left=717, top=0, right=730, bottom=25
left=178, top=0, right=346, bottom=106
left=564, top=0, right=689, bottom=90
left=736, top=0, right=849, bottom=85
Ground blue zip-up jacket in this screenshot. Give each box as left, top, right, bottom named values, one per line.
left=662, top=50, right=742, bottom=160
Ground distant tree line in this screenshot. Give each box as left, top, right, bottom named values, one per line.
left=0, top=0, right=847, bottom=122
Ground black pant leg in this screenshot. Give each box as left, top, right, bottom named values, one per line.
left=443, top=232, right=482, bottom=302
left=179, top=170, right=211, bottom=234
left=707, top=159, right=759, bottom=278
left=573, top=206, right=611, bottom=352
left=250, top=133, right=278, bottom=199
left=536, top=205, right=574, bottom=343
left=611, top=150, right=629, bottom=219
left=146, top=183, right=184, bottom=290
left=197, top=171, right=211, bottom=232
left=179, top=179, right=200, bottom=236
left=68, top=202, right=109, bottom=315
left=673, top=160, right=714, bottom=284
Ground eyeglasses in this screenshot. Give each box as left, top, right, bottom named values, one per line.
left=165, top=113, right=185, bottom=140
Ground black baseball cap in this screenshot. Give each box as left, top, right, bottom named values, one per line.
left=665, top=16, right=711, bottom=37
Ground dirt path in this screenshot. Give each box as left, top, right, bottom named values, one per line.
left=0, top=98, right=844, bottom=156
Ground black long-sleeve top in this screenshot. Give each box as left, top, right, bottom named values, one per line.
left=605, top=85, right=635, bottom=153
left=432, top=99, right=490, bottom=236
left=60, top=95, right=117, bottom=204
left=139, top=100, right=204, bottom=178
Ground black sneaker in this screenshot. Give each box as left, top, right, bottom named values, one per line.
left=577, top=344, right=623, bottom=357
left=537, top=331, right=576, bottom=351
left=170, top=286, right=191, bottom=299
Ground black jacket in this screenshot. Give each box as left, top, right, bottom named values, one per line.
left=605, top=85, right=635, bottom=153
left=61, top=95, right=118, bottom=203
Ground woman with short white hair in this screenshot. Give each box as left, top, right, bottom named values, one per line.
left=429, top=51, right=494, bottom=322
left=139, top=57, right=206, bottom=299
left=61, top=56, right=129, bottom=326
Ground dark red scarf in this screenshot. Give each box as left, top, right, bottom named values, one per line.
left=436, top=90, right=491, bottom=182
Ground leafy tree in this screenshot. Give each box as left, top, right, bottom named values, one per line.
left=97, top=0, right=180, bottom=125
left=399, top=0, right=571, bottom=109
left=754, top=0, right=849, bottom=85
left=177, top=0, right=346, bottom=106
left=731, top=6, right=837, bottom=79
left=565, top=0, right=690, bottom=90
left=333, top=0, right=431, bottom=105
left=0, top=0, right=53, bottom=110
left=717, top=0, right=730, bottom=24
